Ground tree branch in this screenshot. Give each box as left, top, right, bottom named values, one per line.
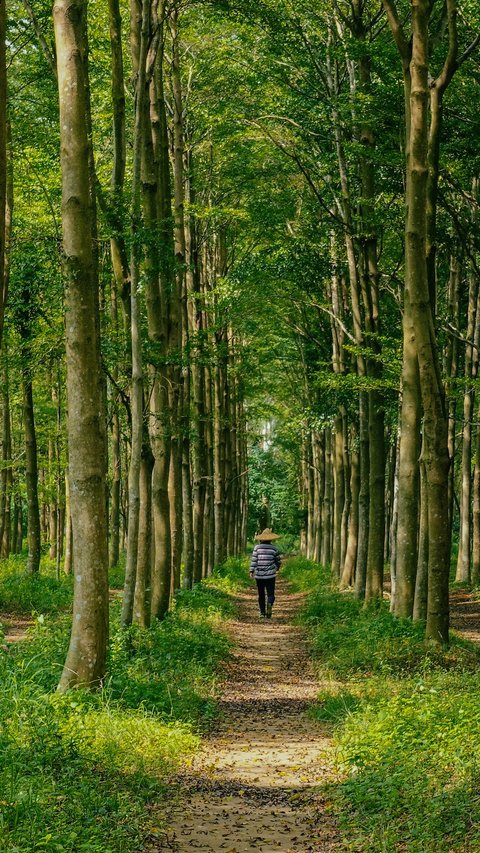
left=458, top=30, right=480, bottom=67
left=434, top=0, right=458, bottom=94
left=22, top=0, right=57, bottom=78
left=381, top=0, right=411, bottom=64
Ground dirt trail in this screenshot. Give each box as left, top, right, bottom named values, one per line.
left=0, top=612, right=33, bottom=643
left=150, top=580, right=339, bottom=853
left=450, top=589, right=480, bottom=644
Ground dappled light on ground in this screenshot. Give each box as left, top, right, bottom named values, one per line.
left=148, top=581, right=340, bottom=852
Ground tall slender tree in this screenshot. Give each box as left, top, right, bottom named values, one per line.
left=54, top=0, right=109, bottom=690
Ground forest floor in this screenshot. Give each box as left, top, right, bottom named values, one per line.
left=0, top=610, right=33, bottom=642
left=449, top=587, right=480, bottom=643
left=3, top=580, right=480, bottom=648
left=149, top=579, right=341, bottom=853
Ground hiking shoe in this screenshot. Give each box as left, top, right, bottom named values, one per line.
left=266, top=603, right=272, bottom=619
left=259, top=613, right=266, bottom=620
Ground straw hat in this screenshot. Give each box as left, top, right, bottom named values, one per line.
left=255, top=528, right=280, bottom=541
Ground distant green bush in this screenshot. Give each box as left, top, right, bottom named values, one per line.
left=206, top=555, right=251, bottom=591
left=108, top=556, right=126, bottom=590
left=281, top=556, right=328, bottom=592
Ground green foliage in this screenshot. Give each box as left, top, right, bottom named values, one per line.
left=0, top=569, right=237, bottom=852
left=286, top=557, right=480, bottom=852
left=281, top=555, right=328, bottom=591
left=206, top=556, right=251, bottom=591
left=108, top=557, right=126, bottom=591
left=106, top=588, right=233, bottom=722
left=247, top=444, right=301, bottom=538
left=0, top=556, right=72, bottom=615
left=285, top=556, right=479, bottom=677
left=335, top=675, right=480, bottom=852
left=273, top=533, right=299, bottom=554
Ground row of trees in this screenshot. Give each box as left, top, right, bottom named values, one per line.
left=1, top=0, right=480, bottom=687
left=286, top=0, right=480, bottom=643
left=1, top=0, right=254, bottom=688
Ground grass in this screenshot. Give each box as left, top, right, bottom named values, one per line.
left=0, top=555, right=73, bottom=618
left=0, top=555, right=246, bottom=852
left=284, top=556, right=480, bottom=853
left=206, top=555, right=251, bottom=592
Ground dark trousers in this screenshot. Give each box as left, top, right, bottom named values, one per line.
left=256, top=577, right=276, bottom=615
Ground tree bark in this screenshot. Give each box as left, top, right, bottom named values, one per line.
left=22, top=358, right=41, bottom=575
left=0, top=0, right=6, bottom=349
left=473, top=396, right=480, bottom=585
left=321, top=428, right=332, bottom=566
left=54, top=0, right=109, bottom=689
left=133, top=442, right=154, bottom=626
left=64, top=471, right=73, bottom=574
left=121, top=0, right=148, bottom=628
left=342, top=424, right=359, bottom=588
left=331, top=414, right=345, bottom=579
left=413, top=456, right=428, bottom=621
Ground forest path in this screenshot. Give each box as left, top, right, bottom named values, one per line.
left=149, top=579, right=340, bottom=853
left=0, top=611, right=33, bottom=643
left=450, top=588, right=480, bottom=644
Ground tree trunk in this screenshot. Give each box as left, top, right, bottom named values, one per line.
left=109, top=283, right=122, bottom=569
left=0, top=362, right=11, bottom=556
left=213, top=339, right=226, bottom=566
left=473, top=396, right=480, bottom=585
left=331, top=414, right=345, bottom=579
left=446, top=255, right=460, bottom=539
left=143, top=14, right=174, bottom=620
left=312, top=431, right=323, bottom=563
left=306, top=433, right=315, bottom=560
left=22, top=361, right=41, bottom=575
left=187, top=154, right=207, bottom=583
left=64, top=471, right=73, bottom=575
left=121, top=0, right=148, bottom=628
left=342, top=425, right=359, bottom=589
left=204, top=362, right=215, bottom=576
left=413, top=456, right=428, bottom=621
left=0, top=0, right=6, bottom=348
left=133, top=443, right=154, bottom=627
left=355, top=391, right=369, bottom=599
left=407, top=1, right=450, bottom=642
left=456, top=193, right=478, bottom=583
left=321, top=428, right=332, bottom=566
left=12, top=491, right=22, bottom=554
left=365, top=389, right=385, bottom=602
left=54, top=0, right=109, bottom=690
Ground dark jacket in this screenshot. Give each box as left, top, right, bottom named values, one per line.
left=249, top=542, right=281, bottom=579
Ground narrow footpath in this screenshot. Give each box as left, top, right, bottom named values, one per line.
left=150, top=580, right=340, bottom=853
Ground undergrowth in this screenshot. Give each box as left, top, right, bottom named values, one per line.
left=0, top=555, right=73, bottom=616
left=285, top=556, right=480, bottom=853
left=0, top=552, right=128, bottom=619
left=206, top=555, right=251, bottom=591
left=0, top=557, right=245, bottom=852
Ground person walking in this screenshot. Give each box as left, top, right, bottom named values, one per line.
left=249, top=529, right=281, bottom=619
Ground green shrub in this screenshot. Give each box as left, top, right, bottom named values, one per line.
left=334, top=674, right=480, bottom=852
left=281, top=555, right=330, bottom=592
left=108, top=560, right=126, bottom=590
left=286, top=556, right=480, bottom=852
left=0, top=577, right=234, bottom=851
left=0, top=556, right=73, bottom=615
left=207, top=556, right=251, bottom=591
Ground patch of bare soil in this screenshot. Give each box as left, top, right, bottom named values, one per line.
left=0, top=612, right=33, bottom=643
left=148, top=580, right=340, bottom=853
left=450, top=588, right=480, bottom=645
